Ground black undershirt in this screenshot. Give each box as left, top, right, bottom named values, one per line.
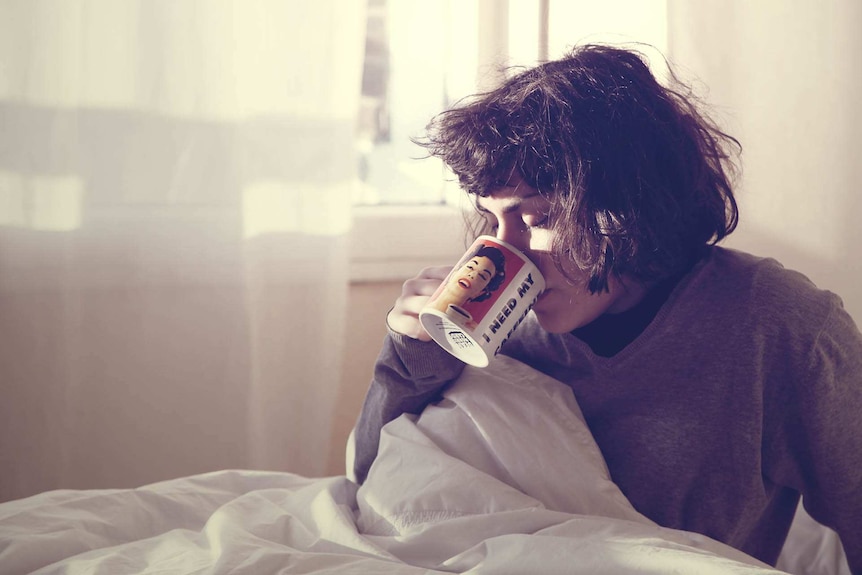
left=571, top=271, right=684, bottom=358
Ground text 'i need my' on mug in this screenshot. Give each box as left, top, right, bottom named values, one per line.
left=419, top=235, right=545, bottom=367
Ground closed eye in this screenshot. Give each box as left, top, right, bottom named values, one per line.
left=524, top=215, right=548, bottom=229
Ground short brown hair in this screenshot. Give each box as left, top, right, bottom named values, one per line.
left=416, top=44, right=740, bottom=292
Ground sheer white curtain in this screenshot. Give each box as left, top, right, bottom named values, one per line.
left=0, top=0, right=365, bottom=502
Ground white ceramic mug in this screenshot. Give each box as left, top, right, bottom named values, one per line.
left=419, top=235, right=545, bottom=367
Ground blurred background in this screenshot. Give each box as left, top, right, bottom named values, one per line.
left=1, top=0, right=859, bottom=502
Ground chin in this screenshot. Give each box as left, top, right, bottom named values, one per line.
left=531, top=292, right=572, bottom=334
left=533, top=310, right=578, bottom=334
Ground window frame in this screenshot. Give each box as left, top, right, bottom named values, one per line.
left=348, top=203, right=467, bottom=282
left=348, top=0, right=548, bottom=282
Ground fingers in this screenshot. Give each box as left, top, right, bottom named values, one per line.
left=399, top=266, right=452, bottom=300
left=400, top=266, right=452, bottom=295
left=387, top=266, right=453, bottom=341
left=386, top=306, right=432, bottom=342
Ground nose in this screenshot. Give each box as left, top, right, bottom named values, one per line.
left=495, top=221, right=528, bottom=253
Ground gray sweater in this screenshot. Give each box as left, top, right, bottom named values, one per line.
left=353, top=246, right=862, bottom=571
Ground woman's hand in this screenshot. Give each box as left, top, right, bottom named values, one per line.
left=386, top=266, right=452, bottom=341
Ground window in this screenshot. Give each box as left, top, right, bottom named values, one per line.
left=354, top=0, right=547, bottom=207
left=349, top=0, right=668, bottom=280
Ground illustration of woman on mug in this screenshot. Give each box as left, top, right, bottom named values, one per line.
left=426, top=244, right=507, bottom=328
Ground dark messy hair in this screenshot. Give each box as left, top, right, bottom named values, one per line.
left=416, top=44, right=740, bottom=292
left=469, top=244, right=507, bottom=302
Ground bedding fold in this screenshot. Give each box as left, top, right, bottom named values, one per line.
left=0, top=356, right=789, bottom=574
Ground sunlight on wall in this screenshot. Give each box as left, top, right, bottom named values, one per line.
left=667, top=1, right=860, bottom=268
left=242, top=180, right=353, bottom=239
left=548, top=0, right=669, bottom=76
left=0, top=170, right=83, bottom=231
left=508, top=0, right=541, bottom=68
left=549, top=0, right=668, bottom=54
left=444, top=0, right=479, bottom=100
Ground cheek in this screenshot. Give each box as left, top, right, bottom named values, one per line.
left=526, top=232, right=567, bottom=280
left=527, top=230, right=554, bottom=253
left=532, top=254, right=570, bottom=286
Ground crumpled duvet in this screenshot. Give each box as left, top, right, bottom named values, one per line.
left=0, top=355, right=789, bottom=574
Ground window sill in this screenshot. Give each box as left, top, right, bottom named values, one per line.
left=348, top=204, right=467, bottom=282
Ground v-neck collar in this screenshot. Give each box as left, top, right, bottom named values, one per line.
left=570, top=255, right=703, bottom=359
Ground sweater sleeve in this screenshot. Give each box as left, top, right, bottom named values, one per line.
left=351, top=329, right=466, bottom=484
left=767, top=296, right=862, bottom=573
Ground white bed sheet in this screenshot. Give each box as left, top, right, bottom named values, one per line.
left=0, top=356, right=797, bottom=574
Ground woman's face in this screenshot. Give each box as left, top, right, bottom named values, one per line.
left=475, top=176, right=648, bottom=334
left=450, top=255, right=496, bottom=301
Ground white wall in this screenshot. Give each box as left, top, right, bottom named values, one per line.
left=668, top=0, right=862, bottom=323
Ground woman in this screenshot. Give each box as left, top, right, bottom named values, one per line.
left=352, top=44, right=862, bottom=571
